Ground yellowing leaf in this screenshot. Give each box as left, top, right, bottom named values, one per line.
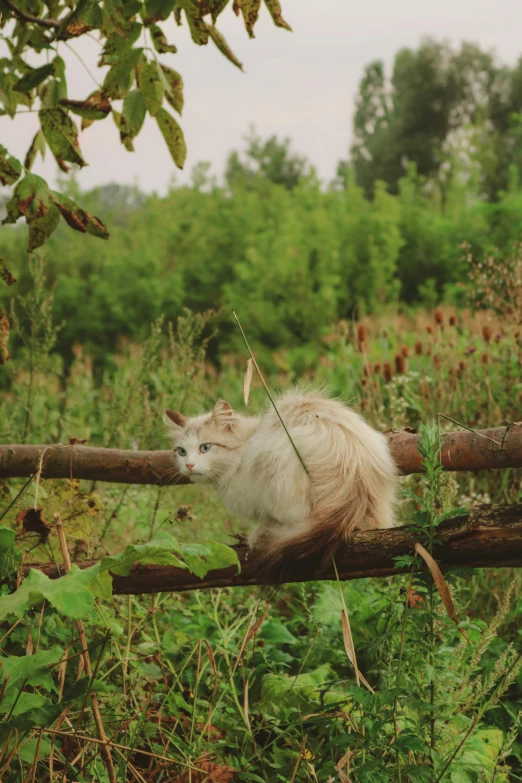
left=244, top=357, right=253, bottom=407
left=207, top=25, right=244, bottom=70
left=156, top=108, right=187, bottom=169
left=264, top=0, right=292, bottom=30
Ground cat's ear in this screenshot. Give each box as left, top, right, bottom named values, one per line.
left=164, top=409, right=187, bottom=435
left=212, top=399, right=234, bottom=431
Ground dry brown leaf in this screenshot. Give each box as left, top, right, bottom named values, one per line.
left=341, top=609, right=374, bottom=693
left=243, top=357, right=253, bottom=407
left=16, top=507, right=51, bottom=544
left=415, top=542, right=469, bottom=642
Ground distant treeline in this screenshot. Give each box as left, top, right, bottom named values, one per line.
left=3, top=37, right=522, bottom=370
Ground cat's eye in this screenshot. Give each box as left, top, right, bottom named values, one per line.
left=199, top=443, right=212, bottom=454
left=177, top=447, right=187, bottom=457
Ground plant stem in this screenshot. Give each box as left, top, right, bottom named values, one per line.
left=232, top=311, right=309, bottom=476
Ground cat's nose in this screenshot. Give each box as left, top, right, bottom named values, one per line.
left=186, top=462, right=195, bottom=471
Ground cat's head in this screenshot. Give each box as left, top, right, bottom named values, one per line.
left=164, top=400, right=247, bottom=483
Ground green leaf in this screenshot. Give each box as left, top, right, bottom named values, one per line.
left=207, top=25, right=243, bottom=70
left=178, top=1, right=210, bottom=45
left=239, top=0, right=261, bottom=38
left=118, top=90, right=146, bottom=149
left=138, top=62, right=164, bottom=116
left=0, top=647, right=64, bottom=693
left=39, top=79, right=67, bottom=109
left=99, top=531, right=186, bottom=576
left=156, top=107, right=187, bottom=169
left=0, top=566, right=96, bottom=622
left=39, top=108, right=86, bottom=167
left=176, top=540, right=241, bottom=579
left=2, top=173, right=61, bottom=251
left=51, top=190, right=110, bottom=239
left=102, top=0, right=127, bottom=36
left=102, top=46, right=143, bottom=99
left=264, top=0, right=292, bottom=30
left=150, top=23, right=177, bottom=53
left=158, top=64, right=184, bottom=114
left=18, top=737, right=52, bottom=764
left=59, top=92, right=111, bottom=121
left=57, top=0, right=96, bottom=40
left=143, top=0, right=176, bottom=24
left=13, top=62, right=55, bottom=93
left=209, top=0, right=229, bottom=24
left=0, top=525, right=22, bottom=579
left=24, top=130, right=46, bottom=171
left=0, top=144, right=22, bottom=186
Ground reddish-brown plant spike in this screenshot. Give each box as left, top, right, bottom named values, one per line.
left=362, top=365, right=370, bottom=378
left=482, top=352, right=490, bottom=365
left=415, top=341, right=423, bottom=355
left=395, top=354, right=406, bottom=374
left=482, top=325, right=492, bottom=343
left=427, top=324, right=434, bottom=335
left=401, top=345, right=410, bottom=358
left=383, top=362, right=393, bottom=382
left=357, top=324, right=367, bottom=344
left=434, top=308, right=444, bottom=325
left=427, top=346, right=433, bottom=356
left=458, top=360, right=467, bottom=372
left=449, top=314, right=457, bottom=326
left=373, top=361, right=381, bottom=373
left=433, top=354, right=441, bottom=368
left=361, top=377, right=368, bottom=386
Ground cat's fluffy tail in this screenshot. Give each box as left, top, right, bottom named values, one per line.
left=248, top=389, right=398, bottom=577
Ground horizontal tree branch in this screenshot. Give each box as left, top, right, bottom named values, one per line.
left=0, top=423, right=520, bottom=485
left=21, top=504, right=522, bottom=593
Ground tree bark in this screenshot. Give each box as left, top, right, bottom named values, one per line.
left=0, top=423, right=520, bottom=484
left=20, top=504, right=522, bottom=594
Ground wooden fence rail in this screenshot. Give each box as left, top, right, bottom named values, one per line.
left=1, top=423, right=521, bottom=484
left=17, top=504, right=522, bottom=594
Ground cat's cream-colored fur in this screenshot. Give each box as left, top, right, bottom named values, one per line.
left=165, top=390, right=398, bottom=569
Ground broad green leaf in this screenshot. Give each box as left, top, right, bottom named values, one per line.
left=156, top=107, right=186, bottom=169
left=159, top=64, right=184, bottom=114
left=150, top=23, right=177, bottom=53
left=177, top=540, right=240, bottom=578
left=24, top=130, right=46, bottom=171
left=51, top=190, right=110, bottom=239
left=99, top=531, right=187, bottom=576
left=0, top=691, right=50, bottom=717
left=0, top=647, right=64, bottom=692
left=264, top=0, right=292, bottom=30
left=118, top=90, right=146, bottom=149
left=39, top=108, right=86, bottom=167
left=102, top=46, right=143, bottom=99
left=0, top=566, right=96, bottom=622
left=59, top=92, right=111, bottom=120
left=260, top=664, right=342, bottom=717
left=13, top=62, right=55, bottom=93
left=0, top=144, right=22, bottom=186
left=17, top=737, right=52, bottom=764
left=207, top=25, right=243, bottom=70
left=139, top=62, right=164, bottom=116
left=239, top=0, right=261, bottom=37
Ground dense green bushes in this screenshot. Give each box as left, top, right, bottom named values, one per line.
left=2, top=161, right=522, bottom=369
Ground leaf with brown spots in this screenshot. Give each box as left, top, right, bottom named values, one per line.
left=16, top=508, right=52, bottom=544
left=0, top=259, right=16, bottom=286
left=150, top=23, right=177, bottom=53
left=239, top=0, right=261, bottom=37
left=264, top=0, right=292, bottom=30
left=39, top=107, right=86, bottom=167
left=0, top=144, right=22, bottom=186
left=51, top=190, right=109, bottom=240
left=207, top=25, right=243, bottom=70
left=59, top=92, right=111, bottom=121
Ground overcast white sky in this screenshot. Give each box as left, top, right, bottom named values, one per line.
left=2, top=0, right=522, bottom=193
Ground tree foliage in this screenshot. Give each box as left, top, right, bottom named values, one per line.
left=0, top=0, right=291, bottom=254
left=350, top=38, right=522, bottom=199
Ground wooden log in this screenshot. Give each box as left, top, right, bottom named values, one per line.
left=21, top=504, right=522, bottom=594
left=0, top=423, right=520, bottom=485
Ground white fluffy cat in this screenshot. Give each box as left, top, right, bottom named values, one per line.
left=164, top=390, right=398, bottom=570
